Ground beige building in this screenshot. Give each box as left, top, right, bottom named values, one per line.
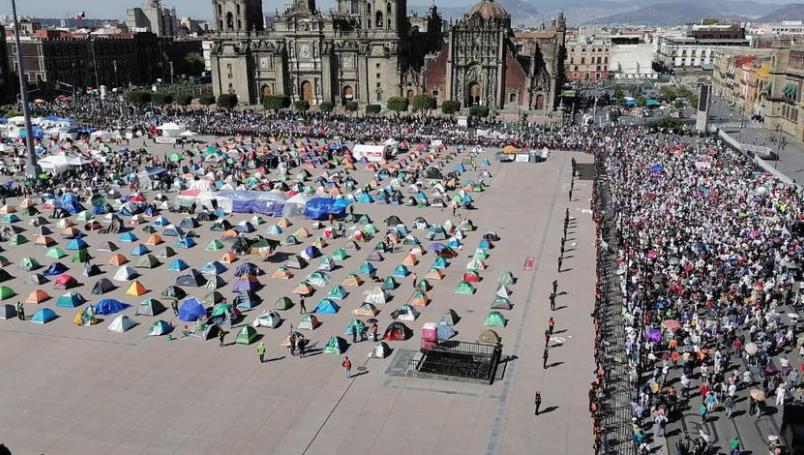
left=766, top=47, right=804, bottom=140
left=210, top=0, right=565, bottom=111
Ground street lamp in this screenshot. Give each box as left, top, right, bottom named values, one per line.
left=10, top=0, right=41, bottom=178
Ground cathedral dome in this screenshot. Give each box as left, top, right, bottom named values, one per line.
left=466, top=0, right=510, bottom=21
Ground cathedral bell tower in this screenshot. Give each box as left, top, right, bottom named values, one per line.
left=212, top=0, right=265, bottom=33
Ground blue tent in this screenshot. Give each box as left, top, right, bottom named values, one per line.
left=437, top=321, right=456, bottom=340
left=176, top=237, right=196, bottom=249
left=358, top=262, right=376, bottom=275
left=304, top=198, right=349, bottom=220
left=19, top=126, right=44, bottom=140
left=31, top=307, right=57, bottom=324
left=94, top=299, right=131, bottom=315
left=393, top=265, right=410, bottom=277
left=131, top=244, right=150, bottom=256
left=43, top=262, right=68, bottom=276
left=56, top=293, right=85, bottom=308
left=649, top=164, right=664, bottom=174
left=304, top=245, right=321, bottom=259
left=202, top=261, right=227, bottom=275
left=234, top=262, right=260, bottom=276
left=178, top=297, right=206, bottom=321
left=65, top=238, right=89, bottom=250
left=58, top=194, right=85, bottom=214
left=314, top=299, right=340, bottom=314
left=168, top=259, right=189, bottom=271
left=152, top=216, right=171, bottom=227
left=118, top=232, right=138, bottom=243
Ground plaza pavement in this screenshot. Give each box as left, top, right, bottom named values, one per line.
left=0, top=144, right=595, bottom=455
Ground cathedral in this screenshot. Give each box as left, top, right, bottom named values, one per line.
left=209, top=0, right=565, bottom=112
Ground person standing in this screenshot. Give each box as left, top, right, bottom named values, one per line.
left=411, top=272, right=417, bottom=289
left=557, top=256, right=563, bottom=273
left=543, top=349, right=549, bottom=369
left=299, top=296, right=307, bottom=314
left=370, top=321, right=379, bottom=342
left=342, top=356, right=352, bottom=379
left=256, top=342, right=266, bottom=363
left=171, top=299, right=179, bottom=317
left=15, top=301, right=24, bottom=321
left=552, top=280, right=558, bottom=295
left=289, top=333, right=296, bottom=357
left=534, top=391, right=542, bottom=415
left=297, top=336, right=305, bottom=359
left=351, top=323, right=359, bottom=343
left=218, top=329, right=226, bottom=347
left=549, top=293, right=556, bottom=311
left=548, top=317, right=555, bottom=334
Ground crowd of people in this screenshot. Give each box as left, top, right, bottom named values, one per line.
left=591, top=128, right=803, bottom=454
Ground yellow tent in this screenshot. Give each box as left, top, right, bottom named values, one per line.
left=126, top=280, right=147, bottom=296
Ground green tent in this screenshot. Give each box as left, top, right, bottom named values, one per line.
left=455, top=281, right=476, bottom=295
left=205, top=239, right=224, bottom=251
left=416, top=279, right=431, bottom=291
left=8, top=234, right=28, bottom=245
left=75, top=211, right=94, bottom=222
left=382, top=276, right=397, bottom=290
left=323, top=336, right=348, bottom=354
left=136, top=254, right=161, bottom=268
left=363, top=224, right=378, bottom=235
left=169, top=152, right=184, bottom=162
left=235, top=325, right=258, bottom=345
left=46, top=247, right=67, bottom=259
left=71, top=250, right=91, bottom=263
left=473, top=249, right=488, bottom=261
left=332, top=249, right=350, bottom=261
left=142, top=225, right=156, bottom=234
left=374, top=241, right=387, bottom=252
left=211, top=303, right=233, bottom=318
left=432, top=257, right=448, bottom=269
left=204, top=291, right=226, bottom=305
left=0, top=286, right=15, bottom=300
left=274, top=296, right=294, bottom=310
left=19, top=257, right=40, bottom=271
left=498, top=271, right=515, bottom=286
left=327, top=286, right=348, bottom=300
left=483, top=311, right=506, bottom=327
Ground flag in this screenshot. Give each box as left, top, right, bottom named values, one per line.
left=74, top=11, right=86, bottom=20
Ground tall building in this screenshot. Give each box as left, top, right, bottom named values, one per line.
left=656, top=24, right=749, bottom=69
left=564, top=33, right=610, bottom=81
left=765, top=47, right=804, bottom=140
left=0, top=25, right=10, bottom=100
left=209, top=0, right=564, bottom=111
left=126, top=0, right=178, bottom=37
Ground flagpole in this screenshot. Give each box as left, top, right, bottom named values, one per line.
left=10, top=0, right=41, bottom=179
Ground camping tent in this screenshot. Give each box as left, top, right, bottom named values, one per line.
left=235, top=325, right=258, bottom=345
left=383, top=321, right=412, bottom=341
left=56, top=292, right=84, bottom=308
left=327, top=286, right=348, bottom=300
left=252, top=310, right=282, bottom=328
left=31, top=307, right=57, bottom=324
left=94, top=299, right=131, bottom=315
left=455, top=281, right=476, bottom=295
left=478, top=329, right=501, bottom=345
left=298, top=314, right=321, bottom=330
left=483, top=311, right=506, bottom=327
left=0, top=304, right=16, bottom=319
left=369, top=341, right=391, bottom=358
left=136, top=298, right=165, bottom=316
left=323, top=336, right=348, bottom=354
left=354, top=302, right=379, bottom=316
left=274, top=296, right=294, bottom=310
left=437, top=321, right=456, bottom=340
left=178, top=297, right=206, bottom=321
left=314, top=299, right=340, bottom=314
left=148, top=320, right=171, bottom=336
left=108, top=315, right=136, bottom=333
left=92, top=278, right=115, bottom=294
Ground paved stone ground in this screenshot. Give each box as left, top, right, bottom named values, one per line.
left=0, top=145, right=595, bottom=454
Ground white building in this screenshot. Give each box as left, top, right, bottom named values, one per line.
left=657, top=24, right=749, bottom=68
left=126, top=0, right=177, bottom=37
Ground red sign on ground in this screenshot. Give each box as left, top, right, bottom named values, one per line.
left=523, top=257, right=535, bottom=271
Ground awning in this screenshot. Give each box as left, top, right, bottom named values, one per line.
left=783, top=83, right=797, bottom=97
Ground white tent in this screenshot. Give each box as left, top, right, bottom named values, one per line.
left=158, top=122, right=187, bottom=138
left=352, top=144, right=387, bottom=162
left=38, top=155, right=70, bottom=173
left=113, top=266, right=138, bottom=281
left=108, top=315, right=136, bottom=333
left=252, top=310, right=282, bottom=328
left=363, top=287, right=388, bottom=305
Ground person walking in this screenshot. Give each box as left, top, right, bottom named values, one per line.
left=289, top=333, right=296, bottom=357
left=411, top=272, right=417, bottom=289
left=299, top=296, right=307, bottom=314
left=370, top=321, right=379, bottom=342
left=534, top=391, right=542, bottom=415
left=543, top=349, right=549, bottom=369
left=171, top=299, right=179, bottom=317
left=297, top=336, right=305, bottom=359
left=256, top=342, right=266, bottom=363
left=552, top=280, right=558, bottom=295
left=549, top=293, right=556, bottom=311
left=342, top=356, right=352, bottom=379
left=351, top=323, right=359, bottom=343
left=15, top=301, right=24, bottom=321
left=548, top=317, right=555, bottom=334
left=218, top=329, right=226, bottom=347
left=557, top=256, right=563, bottom=273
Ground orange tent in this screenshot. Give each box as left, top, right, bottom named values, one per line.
left=126, top=280, right=147, bottom=296
left=35, top=235, right=56, bottom=246
left=108, top=254, right=129, bottom=266
left=220, top=252, right=238, bottom=263
left=145, top=235, right=164, bottom=246
left=401, top=255, right=418, bottom=266
left=272, top=267, right=293, bottom=279
left=277, top=218, right=292, bottom=228
left=221, top=229, right=238, bottom=240
left=25, top=289, right=50, bottom=304
left=61, top=227, right=81, bottom=238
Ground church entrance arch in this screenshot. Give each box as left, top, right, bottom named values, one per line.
left=406, top=90, right=415, bottom=105
left=262, top=84, right=273, bottom=98
left=535, top=94, right=545, bottom=110
left=300, top=80, right=314, bottom=102
left=466, top=82, right=482, bottom=107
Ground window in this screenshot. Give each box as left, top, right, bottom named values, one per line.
left=376, top=63, right=380, bottom=69
left=376, top=11, right=383, bottom=28
left=509, top=92, right=517, bottom=103
left=387, top=2, right=392, bottom=12
left=376, top=93, right=381, bottom=101
left=376, top=82, right=381, bottom=88
left=376, top=73, right=381, bottom=79
left=581, top=57, right=585, bottom=65
left=604, top=57, right=608, bottom=64
left=570, top=57, right=574, bottom=64
left=431, top=90, right=438, bottom=97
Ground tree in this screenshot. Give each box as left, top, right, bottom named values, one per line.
left=412, top=94, right=436, bottom=113
left=659, top=85, right=677, bottom=102
left=216, top=94, right=238, bottom=110
left=612, top=86, right=625, bottom=106
left=469, top=106, right=490, bottom=118
left=293, top=100, right=310, bottom=111
left=199, top=95, right=216, bottom=108
left=151, top=92, right=173, bottom=105
left=263, top=94, right=289, bottom=111
left=318, top=101, right=334, bottom=113
left=344, top=101, right=359, bottom=113
left=126, top=91, right=151, bottom=106
left=649, top=117, right=686, bottom=131
left=636, top=96, right=646, bottom=107
left=365, top=104, right=381, bottom=114
left=176, top=94, right=193, bottom=106
left=441, top=100, right=461, bottom=115
left=386, top=96, right=408, bottom=113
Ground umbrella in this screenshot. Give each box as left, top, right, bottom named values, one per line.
left=744, top=342, right=758, bottom=356
left=661, top=319, right=681, bottom=330
left=749, top=389, right=766, bottom=401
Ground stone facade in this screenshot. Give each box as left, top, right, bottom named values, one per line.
left=210, top=0, right=564, bottom=111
